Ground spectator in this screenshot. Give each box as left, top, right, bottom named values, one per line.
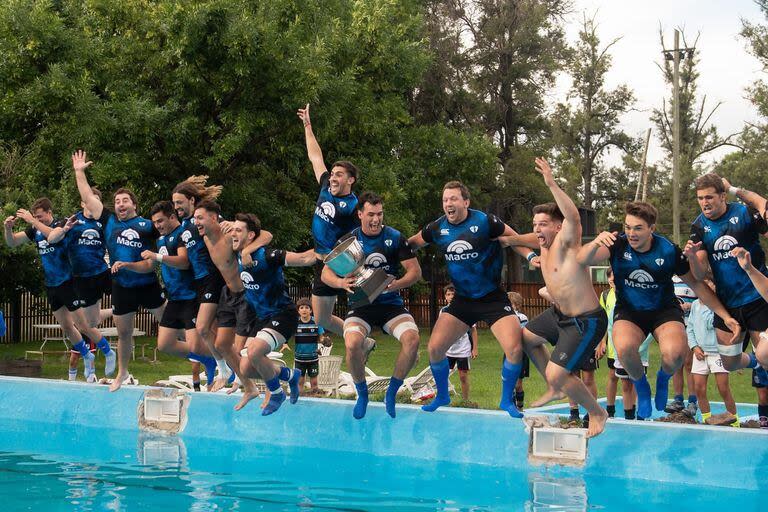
left=294, top=298, right=324, bottom=395
left=443, top=284, right=478, bottom=402
left=597, top=268, right=619, bottom=418
left=508, top=291, right=529, bottom=409
left=667, top=276, right=698, bottom=416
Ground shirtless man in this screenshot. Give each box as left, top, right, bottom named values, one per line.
left=501, top=158, right=608, bottom=437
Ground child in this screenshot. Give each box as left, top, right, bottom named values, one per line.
left=295, top=298, right=324, bottom=395
left=443, top=284, right=478, bottom=402
left=508, top=291, right=528, bottom=409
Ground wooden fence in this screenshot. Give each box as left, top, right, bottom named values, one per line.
left=0, top=282, right=608, bottom=343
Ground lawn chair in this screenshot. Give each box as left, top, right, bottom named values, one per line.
left=403, top=366, right=456, bottom=396
left=318, top=344, right=333, bottom=357
left=316, top=355, right=343, bottom=398
left=365, top=376, right=391, bottom=395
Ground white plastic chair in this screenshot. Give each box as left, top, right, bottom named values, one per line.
left=316, top=355, right=343, bottom=398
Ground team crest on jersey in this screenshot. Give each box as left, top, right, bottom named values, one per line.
left=504, top=305, right=512, bottom=312
left=623, top=252, right=632, bottom=261
left=625, top=269, right=658, bottom=289
left=204, top=293, right=212, bottom=299
left=365, top=253, right=387, bottom=268
left=96, top=222, right=102, bottom=228
left=729, top=217, right=739, bottom=225
left=704, top=226, right=711, bottom=232
left=339, top=201, right=347, bottom=208
left=655, top=258, right=664, bottom=266
left=470, top=226, right=478, bottom=233
left=445, top=240, right=478, bottom=261
left=272, top=321, right=280, bottom=327
left=139, top=222, right=146, bottom=227
left=169, top=236, right=174, bottom=242
left=385, top=239, right=392, bottom=247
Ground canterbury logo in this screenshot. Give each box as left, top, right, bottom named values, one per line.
left=447, top=240, right=474, bottom=254
left=628, top=269, right=654, bottom=283
left=714, top=235, right=738, bottom=252
left=81, top=229, right=100, bottom=240
left=120, top=229, right=140, bottom=240
left=365, top=253, right=387, bottom=268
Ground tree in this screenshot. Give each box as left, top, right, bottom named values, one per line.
left=551, top=13, right=635, bottom=208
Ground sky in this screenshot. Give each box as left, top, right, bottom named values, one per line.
left=553, top=0, right=766, bottom=169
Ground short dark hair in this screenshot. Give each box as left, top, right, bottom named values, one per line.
left=606, top=267, right=613, bottom=278
left=114, top=187, right=138, bottom=205
left=532, top=202, right=564, bottom=223
left=195, top=200, right=221, bottom=215
left=331, top=161, right=359, bottom=183
left=150, top=200, right=176, bottom=219
left=694, top=173, right=726, bottom=194
left=357, top=191, right=383, bottom=211
left=625, top=201, right=657, bottom=226
left=234, top=212, right=261, bottom=239
left=296, top=298, right=312, bottom=308
left=31, top=197, right=52, bottom=212
left=444, top=283, right=456, bottom=294
left=443, top=181, right=470, bottom=200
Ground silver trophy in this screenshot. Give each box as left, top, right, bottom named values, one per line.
left=323, top=237, right=395, bottom=308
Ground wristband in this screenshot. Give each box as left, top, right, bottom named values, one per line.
left=156, top=253, right=164, bottom=263
left=526, top=252, right=537, bottom=262
left=728, top=186, right=739, bottom=196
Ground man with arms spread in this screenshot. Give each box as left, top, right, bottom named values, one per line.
left=409, top=181, right=536, bottom=417
left=71, top=150, right=166, bottom=391
left=687, top=175, right=768, bottom=426
left=233, top=213, right=316, bottom=414
left=322, top=192, right=422, bottom=419
left=579, top=200, right=739, bottom=419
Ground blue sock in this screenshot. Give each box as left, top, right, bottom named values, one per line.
left=287, top=368, right=301, bottom=404
left=688, top=394, right=697, bottom=405
left=499, top=359, right=523, bottom=418
left=262, top=376, right=286, bottom=416
left=674, top=394, right=684, bottom=403
left=73, top=340, right=90, bottom=358
left=353, top=381, right=369, bottom=419
left=96, top=337, right=111, bottom=355
left=655, top=369, right=673, bottom=411
left=188, top=353, right=217, bottom=385
left=421, top=359, right=451, bottom=412
left=278, top=366, right=292, bottom=381
left=385, top=377, right=403, bottom=418
left=633, top=374, right=652, bottom=419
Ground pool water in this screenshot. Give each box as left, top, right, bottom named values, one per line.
left=0, top=378, right=765, bottom=511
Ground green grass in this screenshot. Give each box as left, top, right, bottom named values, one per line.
left=1, top=330, right=760, bottom=408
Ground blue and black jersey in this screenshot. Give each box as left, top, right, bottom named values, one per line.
left=312, top=171, right=359, bottom=255
left=98, top=210, right=159, bottom=288
left=422, top=209, right=506, bottom=299
left=609, top=233, right=689, bottom=311
left=179, top=217, right=214, bottom=280
left=25, top=219, right=70, bottom=287
left=65, top=211, right=108, bottom=278
left=238, top=246, right=293, bottom=319
left=295, top=315, right=324, bottom=362
left=691, top=202, right=768, bottom=308
left=338, top=226, right=415, bottom=306
left=156, top=224, right=196, bottom=301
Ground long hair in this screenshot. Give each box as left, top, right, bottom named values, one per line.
left=173, top=175, right=222, bottom=204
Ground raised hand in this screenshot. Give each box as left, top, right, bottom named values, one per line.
left=4, top=216, right=17, bottom=228
left=722, top=177, right=732, bottom=191
left=71, top=150, right=92, bottom=173
left=592, top=231, right=618, bottom=249
left=731, top=246, right=752, bottom=270
left=219, top=221, right=234, bottom=235
left=530, top=255, right=541, bottom=268
left=683, top=240, right=702, bottom=259
left=339, top=276, right=357, bottom=293
left=63, top=215, right=79, bottom=231
left=140, top=250, right=157, bottom=262
left=724, top=317, right=742, bottom=345
left=15, top=209, right=34, bottom=224
left=111, top=261, right=128, bottom=274
left=534, top=157, right=555, bottom=185
left=297, top=104, right=311, bottom=127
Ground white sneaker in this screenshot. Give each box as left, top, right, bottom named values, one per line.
left=86, top=373, right=98, bottom=384
left=68, top=370, right=77, bottom=381
left=83, top=352, right=96, bottom=380
left=363, top=337, right=376, bottom=364
left=104, top=350, right=117, bottom=377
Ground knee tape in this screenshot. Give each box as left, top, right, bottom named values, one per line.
left=717, top=343, right=743, bottom=357
left=344, top=325, right=369, bottom=338
left=391, top=321, right=418, bottom=341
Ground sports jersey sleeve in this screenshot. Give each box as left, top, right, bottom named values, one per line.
left=689, top=222, right=705, bottom=244
left=397, top=236, right=416, bottom=261
left=673, top=244, right=690, bottom=276
left=98, top=209, right=111, bottom=225
left=421, top=221, right=437, bottom=244
left=264, top=246, right=287, bottom=268
left=748, top=206, right=768, bottom=235
left=487, top=213, right=507, bottom=238
left=23, top=226, right=35, bottom=240
left=318, top=171, right=330, bottom=189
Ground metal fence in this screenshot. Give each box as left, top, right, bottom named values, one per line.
left=0, top=282, right=608, bottom=343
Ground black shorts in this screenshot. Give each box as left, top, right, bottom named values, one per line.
left=160, top=299, right=197, bottom=330
left=216, top=287, right=259, bottom=337
left=345, top=303, right=412, bottom=334
left=295, top=359, right=319, bottom=378
left=448, top=356, right=470, bottom=371
left=616, top=365, right=647, bottom=379
left=521, top=352, right=530, bottom=379
left=579, top=353, right=599, bottom=371
left=714, top=298, right=768, bottom=334
left=613, top=304, right=684, bottom=338
left=73, top=271, right=111, bottom=308
left=252, top=307, right=299, bottom=350
left=312, top=259, right=345, bottom=297
left=443, top=289, right=515, bottom=328
left=525, top=306, right=608, bottom=372
left=194, top=270, right=226, bottom=305
left=112, top=281, right=166, bottom=316
left=607, top=357, right=616, bottom=370
left=47, top=281, right=79, bottom=312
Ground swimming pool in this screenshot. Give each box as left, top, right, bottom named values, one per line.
left=0, top=376, right=765, bottom=510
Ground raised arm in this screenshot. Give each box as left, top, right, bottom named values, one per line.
left=407, top=230, right=428, bottom=251
left=141, top=245, right=190, bottom=269
left=682, top=240, right=709, bottom=281
left=240, top=230, right=274, bottom=267
left=297, top=104, right=328, bottom=183
left=15, top=209, right=55, bottom=239
left=498, top=232, right=539, bottom=250
left=576, top=231, right=615, bottom=266
left=3, top=216, right=29, bottom=248
left=723, top=177, right=767, bottom=214
left=497, top=224, right=537, bottom=262
left=731, top=247, right=768, bottom=303
left=535, top=157, right=581, bottom=246
left=48, top=215, right=77, bottom=244
left=284, top=249, right=317, bottom=267
left=72, top=150, right=104, bottom=219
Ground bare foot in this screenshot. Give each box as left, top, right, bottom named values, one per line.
left=234, top=390, right=260, bottom=411
left=586, top=408, right=608, bottom=438
left=530, top=387, right=566, bottom=408
left=210, top=377, right=228, bottom=393
left=109, top=372, right=129, bottom=392
left=226, top=384, right=241, bottom=395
